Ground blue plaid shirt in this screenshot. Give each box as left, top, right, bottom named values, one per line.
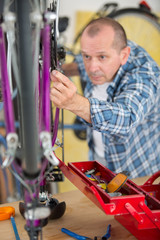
left=74, top=41, right=160, bottom=178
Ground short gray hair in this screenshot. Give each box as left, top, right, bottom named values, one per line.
left=82, top=17, right=127, bottom=52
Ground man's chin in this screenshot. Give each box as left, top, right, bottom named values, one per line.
left=90, top=77, right=102, bottom=84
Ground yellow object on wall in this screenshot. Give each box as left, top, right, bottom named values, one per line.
left=57, top=12, right=96, bottom=193
left=73, top=10, right=160, bottom=65
left=114, top=14, right=160, bottom=66
left=56, top=76, right=88, bottom=193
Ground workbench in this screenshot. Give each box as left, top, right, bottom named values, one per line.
left=0, top=176, right=149, bottom=240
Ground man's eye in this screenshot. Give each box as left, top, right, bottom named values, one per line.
left=83, top=55, right=90, bottom=59
left=100, top=55, right=106, bottom=60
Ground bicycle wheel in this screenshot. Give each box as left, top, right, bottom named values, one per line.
left=1, top=0, right=64, bottom=238
left=15, top=0, right=40, bottom=176
left=0, top=0, right=4, bottom=15
left=109, top=8, right=160, bottom=65
left=72, top=5, right=160, bottom=66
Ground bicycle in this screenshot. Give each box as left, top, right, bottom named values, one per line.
left=0, top=0, right=65, bottom=239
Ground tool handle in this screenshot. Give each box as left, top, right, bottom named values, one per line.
left=61, top=228, right=87, bottom=240
left=102, top=224, right=111, bottom=239
left=10, top=216, right=21, bottom=240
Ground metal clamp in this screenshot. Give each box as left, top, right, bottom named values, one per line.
left=2, top=133, right=18, bottom=168
left=44, top=11, right=56, bottom=24
left=40, top=131, right=59, bottom=166
left=4, top=11, right=16, bottom=32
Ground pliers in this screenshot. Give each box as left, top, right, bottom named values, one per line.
left=61, top=224, right=111, bottom=240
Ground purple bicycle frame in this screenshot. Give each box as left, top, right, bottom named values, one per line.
left=0, top=26, right=22, bottom=174
left=0, top=12, right=60, bottom=236
left=0, top=27, right=15, bottom=134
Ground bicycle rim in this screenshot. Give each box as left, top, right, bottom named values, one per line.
left=109, top=8, right=160, bottom=65
left=15, top=0, right=40, bottom=176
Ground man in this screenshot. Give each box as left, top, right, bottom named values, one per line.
left=50, top=17, right=160, bottom=178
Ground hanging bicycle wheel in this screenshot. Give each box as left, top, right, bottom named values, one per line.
left=109, top=8, right=160, bottom=65
left=15, top=0, right=40, bottom=176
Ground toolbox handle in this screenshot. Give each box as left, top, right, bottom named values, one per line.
left=90, top=186, right=116, bottom=214
left=143, top=171, right=160, bottom=185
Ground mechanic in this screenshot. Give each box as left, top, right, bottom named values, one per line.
left=50, top=17, right=160, bottom=178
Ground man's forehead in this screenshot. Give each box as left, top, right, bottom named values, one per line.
left=80, top=26, right=115, bottom=50
left=84, top=24, right=113, bottom=35
left=81, top=26, right=115, bottom=44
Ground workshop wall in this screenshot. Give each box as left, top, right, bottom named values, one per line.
left=58, top=0, right=160, bottom=46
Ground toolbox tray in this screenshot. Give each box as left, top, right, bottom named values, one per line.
left=59, top=160, right=160, bottom=240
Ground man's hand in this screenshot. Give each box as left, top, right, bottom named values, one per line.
left=50, top=70, right=77, bottom=110
left=50, top=70, right=91, bottom=123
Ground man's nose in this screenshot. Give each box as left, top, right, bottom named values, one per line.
left=88, top=58, right=99, bottom=72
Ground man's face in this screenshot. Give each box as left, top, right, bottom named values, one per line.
left=80, top=26, right=128, bottom=85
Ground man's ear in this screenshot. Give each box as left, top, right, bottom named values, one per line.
left=120, top=46, right=130, bottom=65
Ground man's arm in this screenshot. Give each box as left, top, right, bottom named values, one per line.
left=50, top=70, right=91, bottom=123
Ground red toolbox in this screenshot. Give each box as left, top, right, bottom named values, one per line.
left=59, top=160, right=160, bottom=240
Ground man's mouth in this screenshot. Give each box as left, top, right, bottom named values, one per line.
left=90, top=75, right=102, bottom=82
left=90, top=73, right=102, bottom=79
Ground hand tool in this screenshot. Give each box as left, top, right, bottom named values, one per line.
left=101, top=224, right=111, bottom=240
left=61, top=228, right=93, bottom=240
left=61, top=224, right=111, bottom=240
left=106, top=172, right=128, bottom=193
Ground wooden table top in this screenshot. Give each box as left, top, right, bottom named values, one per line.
left=0, top=176, right=149, bottom=240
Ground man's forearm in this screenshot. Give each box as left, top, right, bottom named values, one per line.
left=68, top=93, right=91, bottom=123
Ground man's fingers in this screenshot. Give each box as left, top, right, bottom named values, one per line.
left=51, top=70, right=71, bottom=87
left=53, top=81, right=66, bottom=93
left=50, top=88, right=62, bottom=104
left=50, top=70, right=78, bottom=110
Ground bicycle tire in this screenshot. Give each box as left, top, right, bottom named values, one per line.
left=108, top=8, right=160, bottom=65
left=0, top=0, right=4, bottom=15
left=15, top=0, right=40, bottom=176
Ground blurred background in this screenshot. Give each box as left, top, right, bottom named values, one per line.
left=58, top=0, right=160, bottom=47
